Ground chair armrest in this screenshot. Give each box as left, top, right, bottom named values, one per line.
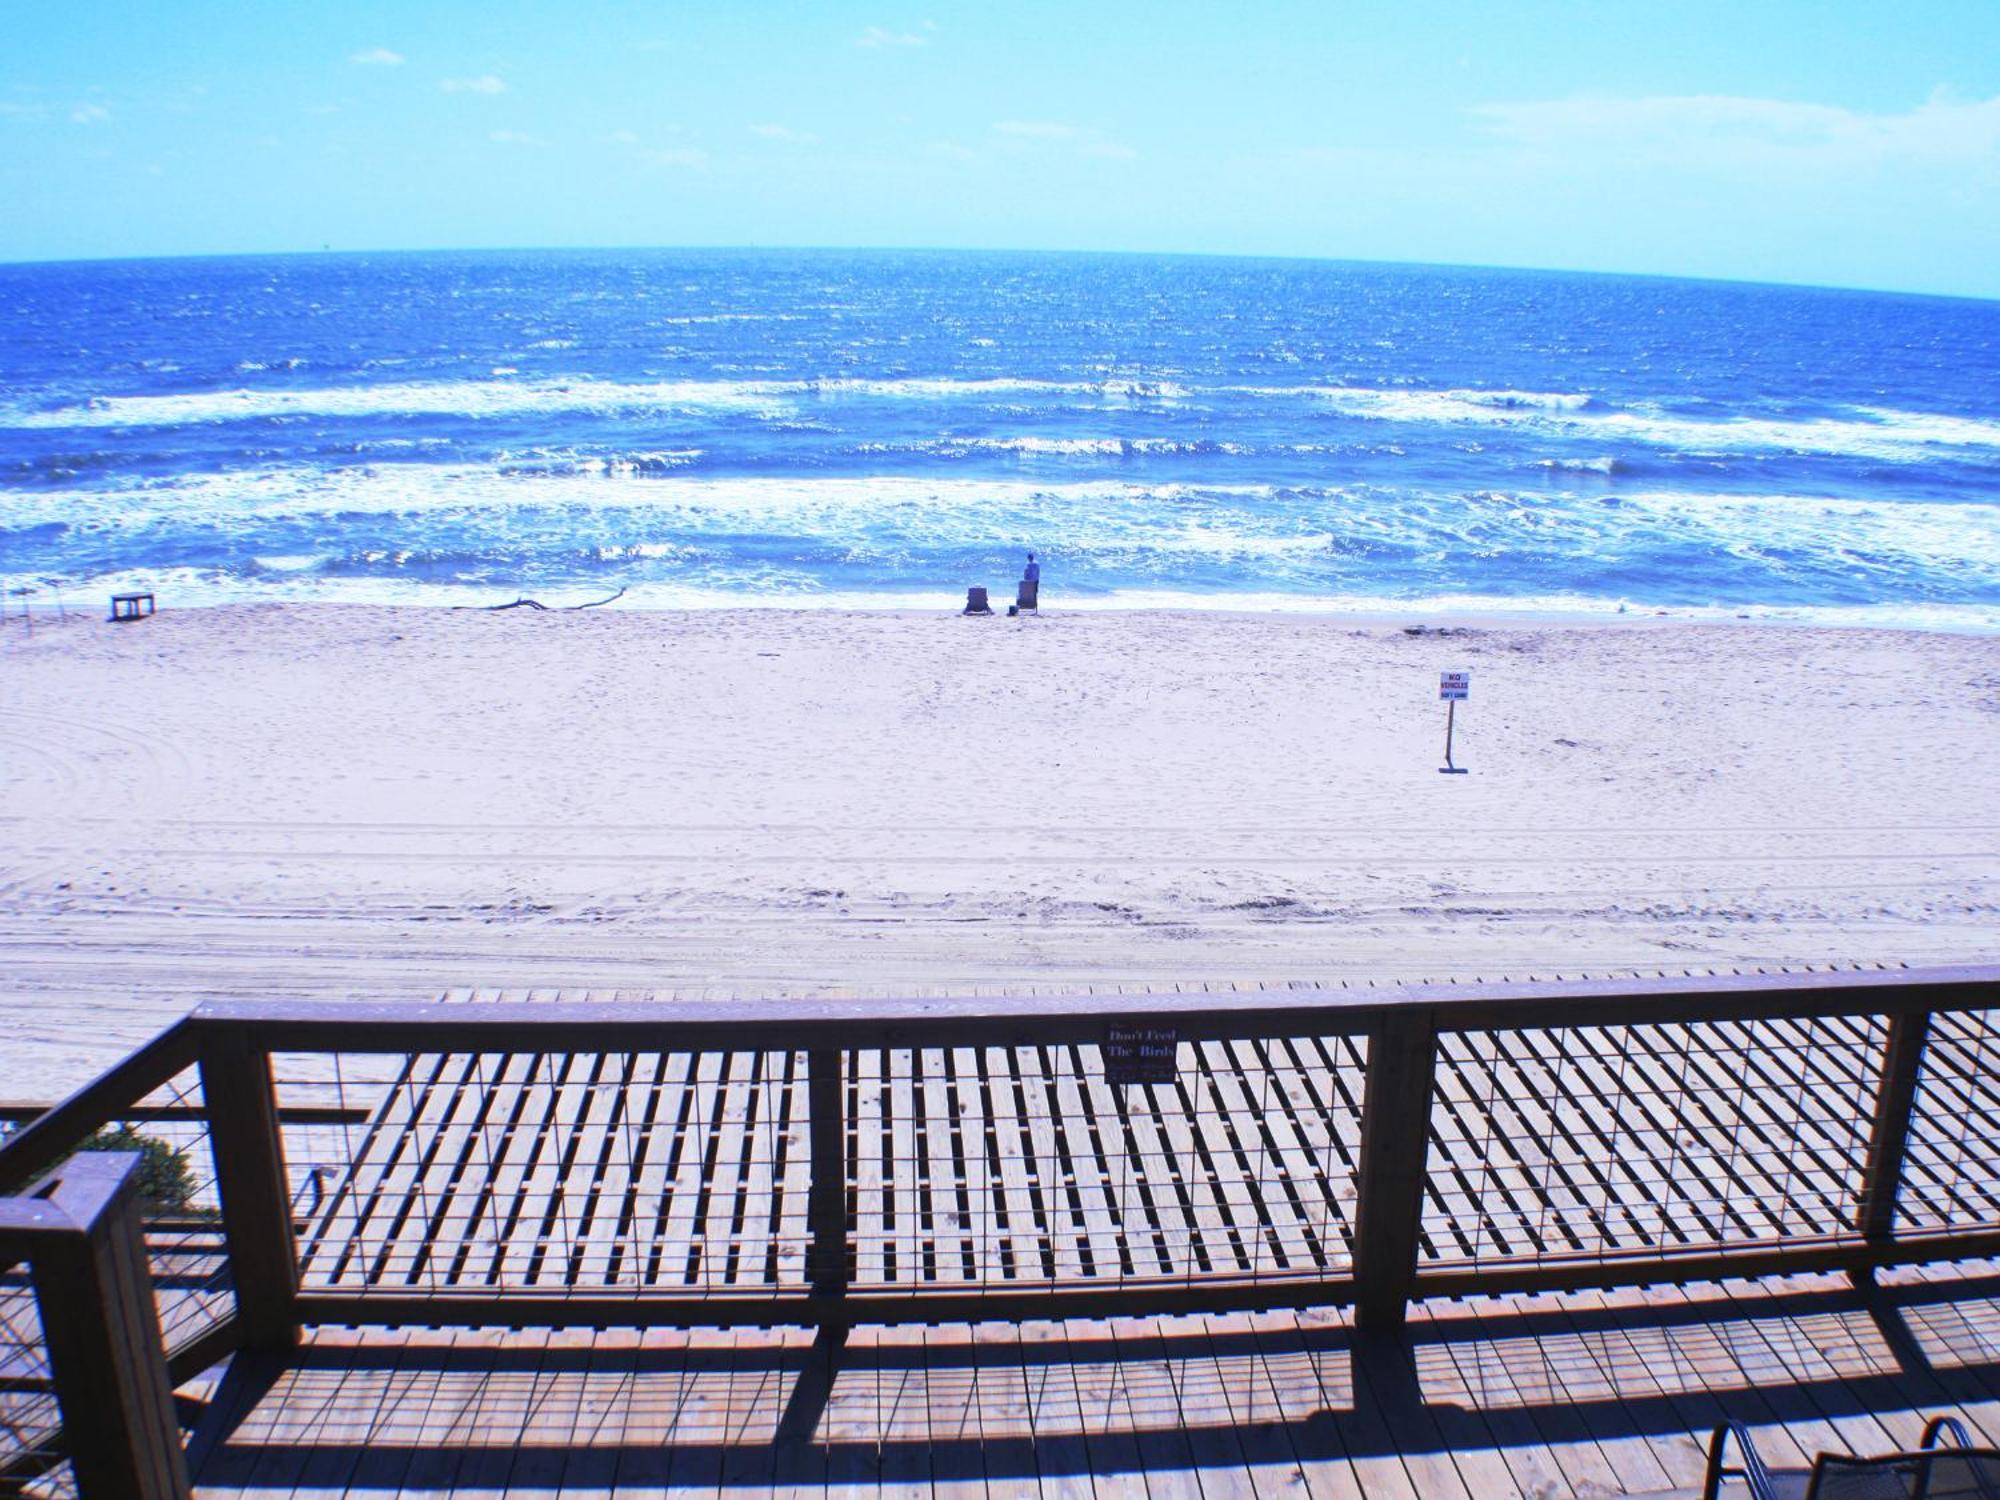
left=1705, top=1420, right=1779, bottom=1499
left=1922, top=1415, right=1974, bottom=1450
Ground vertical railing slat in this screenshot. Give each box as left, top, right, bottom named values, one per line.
left=807, top=1046, right=849, bottom=1313
left=1857, top=1003, right=1933, bottom=1262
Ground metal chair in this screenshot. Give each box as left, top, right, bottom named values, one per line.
left=1703, top=1415, right=2000, bottom=1498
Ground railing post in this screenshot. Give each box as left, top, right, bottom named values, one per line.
left=806, top=1046, right=849, bottom=1315
left=1353, top=1009, right=1438, bottom=1330
left=1856, top=1004, right=1933, bottom=1270
left=198, top=1028, right=299, bottom=1350
left=21, top=1153, right=193, bottom=1499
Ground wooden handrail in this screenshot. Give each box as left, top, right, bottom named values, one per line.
left=0, top=1103, right=371, bottom=1127
left=0, top=1023, right=197, bottom=1195
left=181, top=964, right=1997, bottom=1051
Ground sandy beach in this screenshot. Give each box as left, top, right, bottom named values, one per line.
left=0, top=602, right=1993, bottom=1092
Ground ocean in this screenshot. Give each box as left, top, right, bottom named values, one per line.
left=3, top=248, right=1997, bottom=626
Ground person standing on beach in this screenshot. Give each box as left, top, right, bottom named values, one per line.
left=1012, top=549, right=1042, bottom=615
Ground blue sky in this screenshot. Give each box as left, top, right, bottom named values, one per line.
left=3, top=1, right=1998, bottom=297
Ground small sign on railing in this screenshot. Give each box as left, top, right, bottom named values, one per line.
left=1104, top=1023, right=1179, bottom=1085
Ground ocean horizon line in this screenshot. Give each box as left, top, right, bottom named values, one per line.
left=4, top=242, right=1996, bottom=308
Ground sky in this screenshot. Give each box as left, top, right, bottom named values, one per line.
left=3, top=0, right=1998, bottom=298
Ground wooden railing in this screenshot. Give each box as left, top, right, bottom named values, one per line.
left=2, top=963, right=1998, bottom=1495
left=0, top=1153, right=192, bottom=1499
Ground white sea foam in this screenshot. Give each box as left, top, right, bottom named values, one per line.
left=18, top=371, right=1992, bottom=468
left=0, top=467, right=1187, bottom=530
left=1851, top=408, right=2000, bottom=448
left=944, top=436, right=1131, bottom=456
left=851, top=435, right=1253, bottom=458
left=5, top=373, right=1211, bottom=429
left=1536, top=456, right=1624, bottom=475
left=12, top=361, right=1996, bottom=466
left=659, top=313, right=807, bottom=324
left=9, top=377, right=798, bottom=428
left=1615, top=489, right=2000, bottom=571
left=804, top=376, right=1186, bottom=401
left=1240, top=383, right=2000, bottom=461
left=1583, top=407, right=2000, bottom=461
left=14, top=464, right=1998, bottom=595
left=1240, top=385, right=1600, bottom=420
left=499, top=450, right=705, bottom=476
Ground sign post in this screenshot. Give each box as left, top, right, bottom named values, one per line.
left=1438, top=670, right=1470, bottom=774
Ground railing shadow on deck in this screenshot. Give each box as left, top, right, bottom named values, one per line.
left=182, top=1269, right=2000, bottom=1491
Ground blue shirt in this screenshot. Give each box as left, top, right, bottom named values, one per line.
left=1024, top=560, right=1040, bottom=583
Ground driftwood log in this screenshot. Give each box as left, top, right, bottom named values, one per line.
left=470, top=586, right=628, bottom=612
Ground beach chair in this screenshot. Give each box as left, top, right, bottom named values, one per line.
left=1015, top=578, right=1038, bottom=614
left=1703, top=1415, right=2000, bottom=1497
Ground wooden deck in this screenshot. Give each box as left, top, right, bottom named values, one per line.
left=12, top=969, right=2000, bottom=1498
left=186, top=1260, right=2000, bottom=1497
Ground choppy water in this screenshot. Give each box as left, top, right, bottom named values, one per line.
left=3, top=248, right=1997, bottom=624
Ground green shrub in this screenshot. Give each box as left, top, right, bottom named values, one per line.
left=75, top=1125, right=198, bottom=1212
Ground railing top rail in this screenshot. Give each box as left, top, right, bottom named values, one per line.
left=0, top=1151, right=140, bottom=1255
left=182, top=963, right=2000, bottom=1051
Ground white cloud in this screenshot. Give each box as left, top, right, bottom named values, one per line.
left=349, top=47, right=404, bottom=66
left=858, top=25, right=928, bottom=48
left=305, top=104, right=341, bottom=116
left=489, top=129, right=548, bottom=147
left=1474, top=90, right=2000, bottom=173
left=646, top=146, right=709, bottom=169
left=992, top=119, right=1075, bottom=140
left=70, top=103, right=111, bottom=125
left=605, top=129, right=640, bottom=146
left=751, top=123, right=817, bottom=145
left=991, top=119, right=1135, bottom=160
left=441, top=75, right=506, bottom=95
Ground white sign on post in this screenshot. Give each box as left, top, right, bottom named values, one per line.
left=1438, top=669, right=1471, bottom=773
